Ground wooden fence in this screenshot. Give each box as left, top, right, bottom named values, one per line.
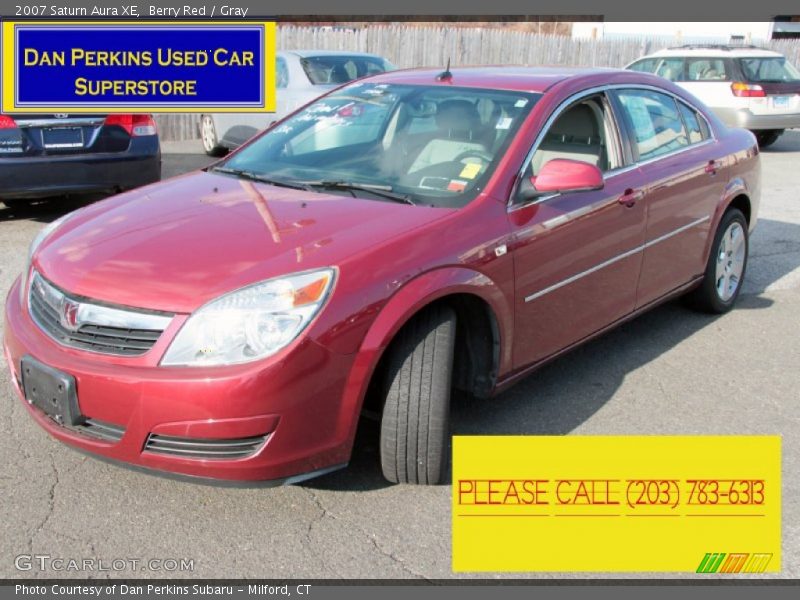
left=156, top=25, right=800, bottom=140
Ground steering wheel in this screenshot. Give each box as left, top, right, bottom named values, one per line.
left=453, top=149, right=493, bottom=164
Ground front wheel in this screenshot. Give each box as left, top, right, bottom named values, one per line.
left=687, top=208, right=748, bottom=313
left=200, top=115, right=227, bottom=157
left=379, top=306, right=456, bottom=485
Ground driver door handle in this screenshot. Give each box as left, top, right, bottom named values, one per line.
left=618, top=188, right=644, bottom=208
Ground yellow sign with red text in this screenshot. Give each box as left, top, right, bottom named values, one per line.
left=452, top=436, right=780, bottom=572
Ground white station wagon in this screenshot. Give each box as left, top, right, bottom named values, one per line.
left=627, top=45, right=800, bottom=147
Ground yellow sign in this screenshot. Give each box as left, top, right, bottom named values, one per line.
left=452, top=436, right=781, bottom=572
left=1, top=21, right=277, bottom=113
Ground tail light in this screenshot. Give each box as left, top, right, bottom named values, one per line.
left=103, top=114, right=157, bottom=136
left=731, top=82, right=766, bottom=98
left=0, top=114, right=18, bottom=129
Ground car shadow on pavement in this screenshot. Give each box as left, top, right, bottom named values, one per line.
left=307, top=216, right=800, bottom=491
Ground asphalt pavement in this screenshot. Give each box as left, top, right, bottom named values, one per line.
left=1, top=134, right=798, bottom=579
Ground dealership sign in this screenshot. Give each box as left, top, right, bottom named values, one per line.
left=0, top=21, right=276, bottom=113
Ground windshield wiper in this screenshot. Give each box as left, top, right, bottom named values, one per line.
left=210, top=166, right=313, bottom=191
left=301, top=180, right=416, bottom=205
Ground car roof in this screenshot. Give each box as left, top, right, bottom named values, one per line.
left=363, top=66, right=622, bottom=93
left=644, top=46, right=783, bottom=59
left=280, top=49, right=388, bottom=60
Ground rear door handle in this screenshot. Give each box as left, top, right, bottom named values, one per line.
left=618, top=188, right=644, bottom=207
left=705, top=160, right=718, bottom=175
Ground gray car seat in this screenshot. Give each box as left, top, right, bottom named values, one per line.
left=530, top=103, right=606, bottom=175
left=409, top=100, right=489, bottom=173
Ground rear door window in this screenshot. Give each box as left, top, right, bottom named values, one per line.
left=655, top=58, right=684, bottom=81
left=615, top=89, right=689, bottom=161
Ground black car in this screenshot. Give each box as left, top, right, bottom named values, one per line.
left=0, top=113, right=161, bottom=208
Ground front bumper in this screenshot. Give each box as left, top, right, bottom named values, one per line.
left=0, top=137, right=161, bottom=200
left=714, top=107, right=800, bottom=131
left=3, top=277, right=359, bottom=484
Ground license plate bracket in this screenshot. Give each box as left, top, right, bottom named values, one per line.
left=772, top=95, right=790, bottom=108
left=41, top=127, right=84, bottom=149
left=20, top=356, right=82, bottom=426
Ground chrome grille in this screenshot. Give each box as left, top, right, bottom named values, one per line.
left=144, top=434, right=269, bottom=460
left=28, top=271, right=172, bottom=357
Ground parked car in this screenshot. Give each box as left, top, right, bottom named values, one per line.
left=0, top=114, right=161, bottom=209
left=626, top=44, right=800, bottom=147
left=4, top=67, right=759, bottom=486
left=200, top=50, right=395, bottom=156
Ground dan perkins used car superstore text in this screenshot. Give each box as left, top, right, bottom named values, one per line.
left=19, top=5, right=250, bottom=17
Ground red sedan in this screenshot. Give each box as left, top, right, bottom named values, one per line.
left=3, top=67, right=759, bottom=485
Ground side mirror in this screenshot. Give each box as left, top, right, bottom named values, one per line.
left=518, top=159, right=604, bottom=200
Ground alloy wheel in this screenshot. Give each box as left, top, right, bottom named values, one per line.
left=715, top=221, right=746, bottom=301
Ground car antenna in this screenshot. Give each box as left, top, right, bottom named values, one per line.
left=436, top=58, right=453, bottom=81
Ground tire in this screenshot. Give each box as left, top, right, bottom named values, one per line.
left=754, top=129, right=782, bottom=148
left=200, top=115, right=227, bottom=157
left=686, top=208, right=748, bottom=314
left=2, top=199, right=28, bottom=210
left=379, top=305, right=456, bottom=485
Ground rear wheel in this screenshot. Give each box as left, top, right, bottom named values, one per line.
left=754, top=129, right=783, bottom=148
left=686, top=208, right=748, bottom=314
left=201, top=115, right=227, bottom=157
left=2, top=199, right=29, bottom=210
left=379, top=305, right=456, bottom=485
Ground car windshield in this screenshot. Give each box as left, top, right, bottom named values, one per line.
left=301, top=56, right=394, bottom=85
left=738, top=57, right=800, bottom=82
left=216, top=83, right=538, bottom=208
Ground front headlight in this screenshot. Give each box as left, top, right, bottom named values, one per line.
left=161, top=268, right=336, bottom=367
left=20, top=213, right=72, bottom=305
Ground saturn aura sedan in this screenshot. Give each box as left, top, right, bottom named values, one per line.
left=4, top=67, right=760, bottom=485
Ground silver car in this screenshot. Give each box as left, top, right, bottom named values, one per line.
left=200, top=50, right=395, bottom=156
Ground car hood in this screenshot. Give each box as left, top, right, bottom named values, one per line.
left=35, top=170, right=451, bottom=314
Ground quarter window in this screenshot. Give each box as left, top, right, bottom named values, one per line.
left=677, top=102, right=708, bottom=144
left=738, top=57, right=800, bottom=83
left=616, top=89, right=689, bottom=161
